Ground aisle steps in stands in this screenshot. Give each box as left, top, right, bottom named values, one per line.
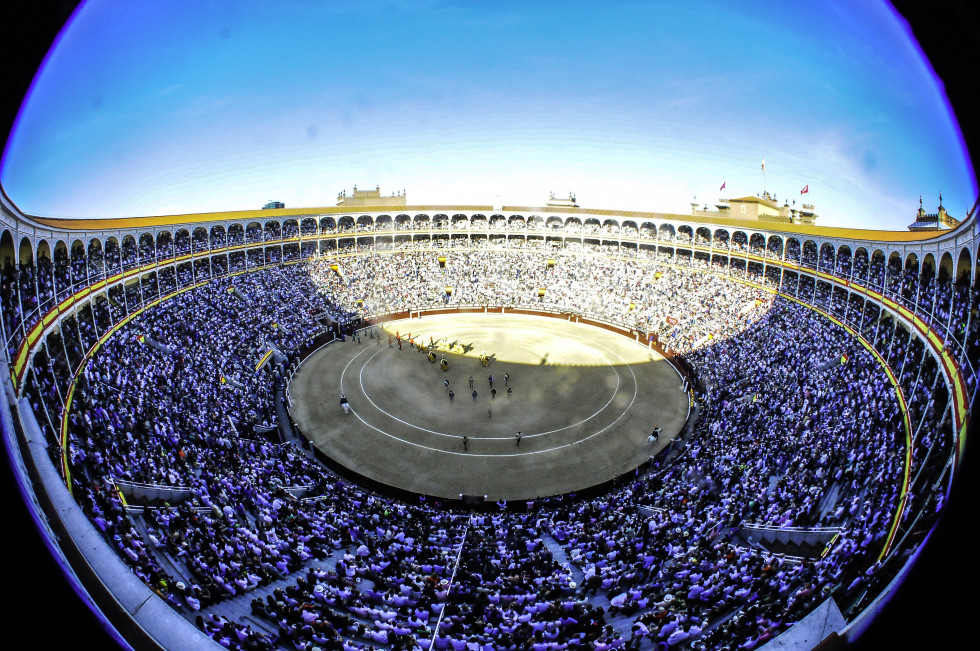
left=636, top=505, right=664, bottom=519
left=240, top=613, right=278, bottom=639
left=274, top=378, right=297, bottom=447
left=128, top=512, right=196, bottom=589
left=541, top=531, right=639, bottom=640
left=540, top=531, right=585, bottom=586
left=816, top=481, right=842, bottom=519
left=227, top=286, right=249, bottom=304
left=605, top=604, right=640, bottom=641
left=139, top=334, right=176, bottom=356
left=199, top=545, right=350, bottom=626
left=736, top=523, right=839, bottom=559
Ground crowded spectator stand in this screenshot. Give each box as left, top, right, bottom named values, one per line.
left=2, top=200, right=977, bottom=650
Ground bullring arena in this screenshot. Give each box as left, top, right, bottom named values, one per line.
left=289, top=313, right=688, bottom=500
left=1, top=200, right=977, bottom=651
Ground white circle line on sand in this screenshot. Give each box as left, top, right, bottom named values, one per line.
left=337, top=330, right=641, bottom=456
left=353, top=345, right=621, bottom=440
left=341, top=349, right=639, bottom=458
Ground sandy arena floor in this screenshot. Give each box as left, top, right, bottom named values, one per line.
left=287, top=313, right=689, bottom=501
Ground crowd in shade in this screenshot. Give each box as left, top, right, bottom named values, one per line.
left=306, top=247, right=774, bottom=355
left=3, top=235, right=968, bottom=650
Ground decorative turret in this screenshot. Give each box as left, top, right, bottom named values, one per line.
left=691, top=189, right=816, bottom=224
left=796, top=203, right=817, bottom=225
left=907, top=193, right=960, bottom=231
left=337, top=185, right=407, bottom=207
left=546, top=191, right=578, bottom=208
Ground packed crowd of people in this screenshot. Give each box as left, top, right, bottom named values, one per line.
left=305, top=248, right=773, bottom=356
left=3, top=235, right=969, bottom=650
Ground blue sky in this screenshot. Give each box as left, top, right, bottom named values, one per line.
left=1, top=0, right=975, bottom=230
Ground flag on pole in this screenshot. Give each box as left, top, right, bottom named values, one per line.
left=720, top=181, right=726, bottom=191
left=761, top=157, right=766, bottom=173
left=801, top=185, right=809, bottom=195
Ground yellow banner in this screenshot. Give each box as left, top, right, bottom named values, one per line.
left=255, top=348, right=274, bottom=371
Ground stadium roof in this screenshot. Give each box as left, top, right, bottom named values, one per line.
left=22, top=203, right=956, bottom=244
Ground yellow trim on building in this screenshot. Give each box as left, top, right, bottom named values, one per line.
left=20, top=203, right=954, bottom=243
left=500, top=206, right=948, bottom=242
left=28, top=205, right=496, bottom=231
